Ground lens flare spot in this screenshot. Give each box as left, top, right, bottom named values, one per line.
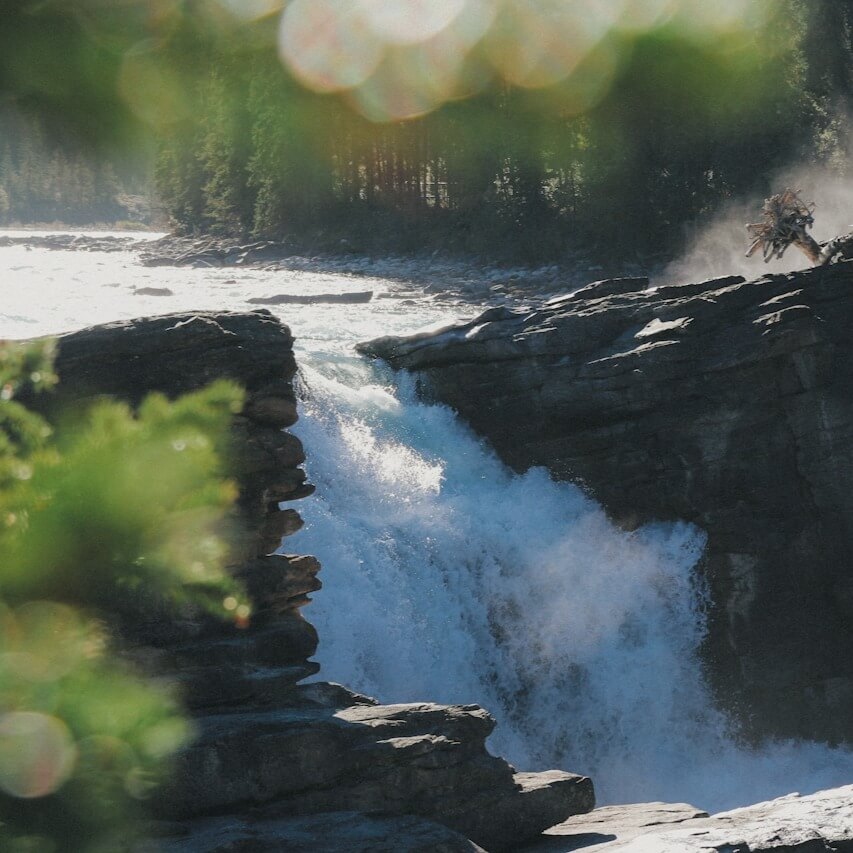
left=350, top=58, right=441, bottom=122
left=0, top=712, right=77, bottom=799
left=279, top=0, right=384, bottom=93
left=487, top=0, right=619, bottom=88
left=355, top=0, right=467, bottom=45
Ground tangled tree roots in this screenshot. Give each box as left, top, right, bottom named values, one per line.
left=746, top=188, right=853, bottom=266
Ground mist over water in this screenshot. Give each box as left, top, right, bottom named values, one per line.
left=660, top=160, right=853, bottom=286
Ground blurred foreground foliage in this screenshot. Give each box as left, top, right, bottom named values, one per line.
left=0, top=339, right=247, bottom=852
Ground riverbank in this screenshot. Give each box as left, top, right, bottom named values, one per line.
left=0, top=227, right=655, bottom=308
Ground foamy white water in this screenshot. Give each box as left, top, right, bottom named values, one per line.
left=3, top=232, right=853, bottom=812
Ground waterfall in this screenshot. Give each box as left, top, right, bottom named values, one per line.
left=3, top=234, right=851, bottom=814
left=292, top=355, right=853, bottom=812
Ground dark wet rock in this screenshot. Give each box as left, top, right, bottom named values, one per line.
left=134, top=286, right=174, bottom=296
left=359, top=261, right=853, bottom=744
left=523, top=786, right=853, bottom=851
left=244, top=379, right=299, bottom=427
left=556, top=276, right=650, bottom=303
left=247, top=290, right=373, bottom=304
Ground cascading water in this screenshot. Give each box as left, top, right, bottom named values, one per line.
left=294, top=353, right=853, bottom=812
left=4, top=234, right=853, bottom=814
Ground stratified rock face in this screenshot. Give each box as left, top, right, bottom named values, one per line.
left=48, top=311, right=593, bottom=852
left=523, top=786, right=853, bottom=851
left=359, top=261, right=853, bottom=743
left=156, top=690, right=594, bottom=852
left=47, top=310, right=314, bottom=652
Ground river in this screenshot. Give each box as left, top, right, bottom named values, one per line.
left=2, top=230, right=852, bottom=811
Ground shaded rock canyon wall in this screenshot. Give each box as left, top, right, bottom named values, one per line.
left=359, top=261, right=853, bottom=744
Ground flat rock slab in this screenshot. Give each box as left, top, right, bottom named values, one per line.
left=521, top=786, right=853, bottom=851
left=521, top=803, right=709, bottom=851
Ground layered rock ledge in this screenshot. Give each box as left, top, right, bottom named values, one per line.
left=42, top=310, right=594, bottom=851
left=359, top=261, right=853, bottom=744
left=522, top=786, right=853, bottom=851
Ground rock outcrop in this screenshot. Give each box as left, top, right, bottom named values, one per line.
left=359, top=261, right=853, bottom=744
left=522, top=785, right=853, bottom=851
left=44, top=310, right=594, bottom=852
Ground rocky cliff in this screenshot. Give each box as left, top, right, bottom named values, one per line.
left=359, top=261, right=853, bottom=745
left=45, top=310, right=594, bottom=852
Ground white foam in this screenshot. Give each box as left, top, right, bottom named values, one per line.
left=295, top=362, right=853, bottom=811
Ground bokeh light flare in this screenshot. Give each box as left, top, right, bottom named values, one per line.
left=354, top=0, right=468, bottom=46
left=350, top=49, right=443, bottom=122
left=279, top=0, right=384, bottom=93
left=0, top=712, right=77, bottom=799
left=486, top=0, right=622, bottom=89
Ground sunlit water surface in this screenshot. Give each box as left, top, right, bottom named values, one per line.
left=3, top=232, right=853, bottom=812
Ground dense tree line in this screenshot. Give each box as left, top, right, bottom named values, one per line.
left=0, top=109, right=150, bottom=226
left=153, top=0, right=853, bottom=264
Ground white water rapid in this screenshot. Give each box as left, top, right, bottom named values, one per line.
left=3, top=232, right=853, bottom=812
